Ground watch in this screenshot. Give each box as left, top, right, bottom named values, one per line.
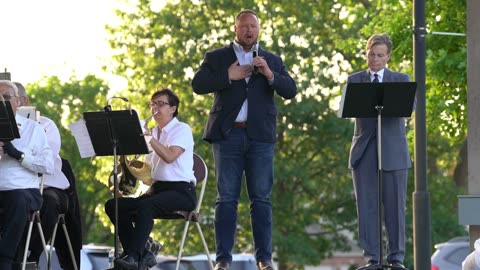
left=18, top=153, right=25, bottom=163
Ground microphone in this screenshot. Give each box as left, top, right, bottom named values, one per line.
left=252, top=48, right=258, bottom=74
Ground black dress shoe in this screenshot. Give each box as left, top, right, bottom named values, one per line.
left=115, top=254, right=138, bottom=269
left=388, top=260, right=407, bottom=269
left=356, top=260, right=379, bottom=270
left=214, top=261, right=230, bottom=270
left=138, top=250, right=157, bottom=270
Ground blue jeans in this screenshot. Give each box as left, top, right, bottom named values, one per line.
left=213, top=127, right=274, bottom=263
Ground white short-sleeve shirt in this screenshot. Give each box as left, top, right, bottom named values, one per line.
left=147, top=117, right=195, bottom=184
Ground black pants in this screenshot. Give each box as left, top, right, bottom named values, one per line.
left=26, top=188, right=69, bottom=264
left=105, top=181, right=196, bottom=259
left=0, top=189, right=42, bottom=270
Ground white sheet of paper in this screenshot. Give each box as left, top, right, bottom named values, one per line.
left=337, top=84, right=348, bottom=118
left=68, top=119, right=96, bottom=158
left=17, top=106, right=37, bottom=121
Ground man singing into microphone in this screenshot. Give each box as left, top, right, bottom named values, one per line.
left=192, top=9, right=297, bottom=270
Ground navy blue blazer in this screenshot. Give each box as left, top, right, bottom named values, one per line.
left=347, top=68, right=412, bottom=171
left=192, top=43, right=297, bottom=143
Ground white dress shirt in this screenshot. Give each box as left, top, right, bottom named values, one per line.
left=40, top=116, right=70, bottom=190
left=0, top=115, right=54, bottom=190
left=146, top=117, right=196, bottom=184
left=232, top=41, right=259, bottom=122
left=369, top=68, right=385, bottom=82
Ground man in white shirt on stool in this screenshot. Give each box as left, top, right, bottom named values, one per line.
left=0, top=80, right=54, bottom=270
left=14, top=82, right=74, bottom=269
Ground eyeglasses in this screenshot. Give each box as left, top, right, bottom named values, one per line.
left=148, top=100, right=170, bottom=108
left=1, top=94, right=14, bottom=101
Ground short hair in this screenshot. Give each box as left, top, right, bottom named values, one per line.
left=14, top=82, right=27, bottom=98
left=0, top=80, right=19, bottom=97
left=366, top=33, right=393, bottom=54
left=151, top=88, right=180, bottom=117
left=235, top=9, right=259, bottom=22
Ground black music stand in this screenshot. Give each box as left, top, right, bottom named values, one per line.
left=339, top=82, right=416, bottom=270
left=83, top=109, right=149, bottom=269
left=0, top=100, right=20, bottom=141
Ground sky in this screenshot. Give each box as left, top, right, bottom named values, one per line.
left=1, top=0, right=127, bottom=89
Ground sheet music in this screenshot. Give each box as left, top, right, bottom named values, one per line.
left=337, top=84, right=347, bottom=118
left=17, top=106, right=38, bottom=121
left=68, top=119, right=96, bottom=158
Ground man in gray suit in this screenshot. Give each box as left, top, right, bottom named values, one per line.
left=347, top=33, right=411, bottom=269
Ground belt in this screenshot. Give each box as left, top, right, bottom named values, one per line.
left=233, top=121, right=247, bottom=128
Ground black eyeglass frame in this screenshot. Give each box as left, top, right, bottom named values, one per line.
left=148, top=100, right=170, bottom=108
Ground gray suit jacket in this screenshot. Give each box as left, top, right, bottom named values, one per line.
left=347, top=68, right=412, bottom=171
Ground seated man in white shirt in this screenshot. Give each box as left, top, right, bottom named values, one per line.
left=105, top=88, right=197, bottom=270
left=0, top=80, right=54, bottom=270
left=14, top=82, right=79, bottom=269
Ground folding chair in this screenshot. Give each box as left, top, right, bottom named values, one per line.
left=48, top=214, right=78, bottom=270
left=46, top=158, right=81, bottom=270
left=154, top=153, right=214, bottom=270
left=22, top=176, right=49, bottom=270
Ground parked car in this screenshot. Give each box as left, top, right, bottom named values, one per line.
left=40, top=244, right=183, bottom=270
left=39, top=243, right=112, bottom=270
left=179, top=253, right=257, bottom=270
left=150, top=255, right=196, bottom=270
left=431, top=236, right=470, bottom=270
left=40, top=245, right=256, bottom=270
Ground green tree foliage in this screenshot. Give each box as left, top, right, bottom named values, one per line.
left=105, top=1, right=361, bottom=269
left=100, top=0, right=466, bottom=269
left=338, top=0, right=468, bottom=268
left=349, top=0, right=468, bottom=175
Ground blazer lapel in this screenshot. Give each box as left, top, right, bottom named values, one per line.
left=382, top=68, right=392, bottom=82
left=227, top=43, right=239, bottom=64
left=361, top=70, right=371, bottom=83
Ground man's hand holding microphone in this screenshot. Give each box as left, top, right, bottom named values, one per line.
left=252, top=48, right=274, bottom=82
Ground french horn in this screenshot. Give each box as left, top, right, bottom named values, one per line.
left=109, top=155, right=154, bottom=196
left=108, top=114, right=155, bottom=196
left=125, top=155, right=153, bottom=186
left=128, top=113, right=155, bottom=186
left=109, top=155, right=138, bottom=196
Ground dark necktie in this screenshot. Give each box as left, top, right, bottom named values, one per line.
left=372, top=73, right=379, bottom=83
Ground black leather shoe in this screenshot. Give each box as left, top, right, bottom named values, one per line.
left=142, top=251, right=157, bottom=268
left=356, top=260, right=379, bottom=270
left=145, top=237, right=163, bottom=255
left=115, top=254, right=138, bottom=269
left=388, top=260, right=407, bottom=269
left=214, top=261, right=230, bottom=270
left=257, top=260, right=275, bottom=270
